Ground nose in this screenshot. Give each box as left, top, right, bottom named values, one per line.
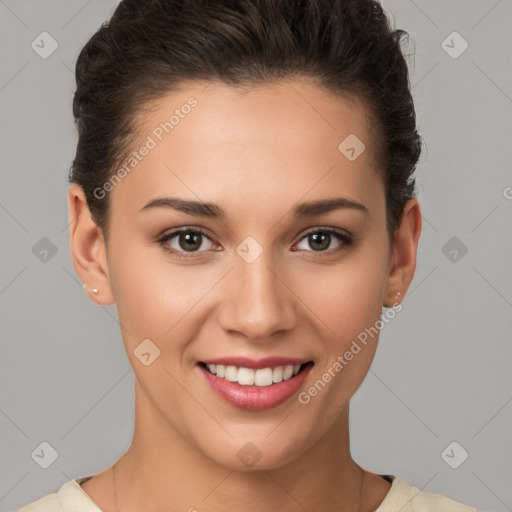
left=218, top=250, right=298, bottom=342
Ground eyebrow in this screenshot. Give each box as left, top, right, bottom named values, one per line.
left=139, top=196, right=368, bottom=219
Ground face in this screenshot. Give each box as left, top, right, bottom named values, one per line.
left=101, top=80, right=397, bottom=469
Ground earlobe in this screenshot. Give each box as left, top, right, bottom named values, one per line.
left=67, top=183, right=115, bottom=305
left=384, top=198, right=422, bottom=308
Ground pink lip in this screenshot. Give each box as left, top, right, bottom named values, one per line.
left=198, top=361, right=314, bottom=411
left=200, top=356, right=310, bottom=370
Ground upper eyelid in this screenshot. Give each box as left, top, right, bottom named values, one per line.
left=159, top=227, right=215, bottom=242
left=298, top=226, right=352, bottom=239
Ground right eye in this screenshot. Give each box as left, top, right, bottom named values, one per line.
left=158, top=228, right=217, bottom=258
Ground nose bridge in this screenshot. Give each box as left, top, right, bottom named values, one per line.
left=220, top=244, right=296, bottom=340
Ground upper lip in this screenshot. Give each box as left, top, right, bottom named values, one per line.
left=199, top=356, right=312, bottom=370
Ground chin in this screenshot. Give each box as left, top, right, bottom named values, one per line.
left=198, top=430, right=315, bottom=472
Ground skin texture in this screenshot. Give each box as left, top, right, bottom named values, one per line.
left=69, top=79, right=422, bottom=512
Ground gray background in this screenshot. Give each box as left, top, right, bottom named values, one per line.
left=1, top=1, right=511, bottom=510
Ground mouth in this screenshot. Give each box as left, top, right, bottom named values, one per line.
left=197, top=359, right=314, bottom=411
left=198, top=361, right=312, bottom=386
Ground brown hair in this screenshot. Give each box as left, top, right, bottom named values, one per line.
left=70, top=0, right=422, bottom=242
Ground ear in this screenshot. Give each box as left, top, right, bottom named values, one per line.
left=68, top=183, right=115, bottom=305
left=383, top=197, right=422, bottom=307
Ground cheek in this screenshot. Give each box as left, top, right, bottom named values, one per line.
left=108, top=240, right=220, bottom=368
left=299, top=242, right=389, bottom=387
left=295, top=270, right=386, bottom=429
left=303, top=251, right=388, bottom=340
left=107, top=245, right=210, bottom=422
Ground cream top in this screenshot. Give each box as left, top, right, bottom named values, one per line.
left=16, top=474, right=482, bottom=511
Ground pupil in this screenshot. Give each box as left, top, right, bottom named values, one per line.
left=180, top=231, right=201, bottom=251
left=310, top=232, right=330, bottom=251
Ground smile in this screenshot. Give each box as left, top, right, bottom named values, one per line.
left=203, top=363, right=303, bottom=387
left=198, top=359, right=314, bottom=411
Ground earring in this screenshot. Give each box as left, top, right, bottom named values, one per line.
left=83, top=283, right=99, bottom=294
left=385, top=291, right=401, bottom=308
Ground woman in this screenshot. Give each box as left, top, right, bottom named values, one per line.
left=17, top=0, right=481, bottom=510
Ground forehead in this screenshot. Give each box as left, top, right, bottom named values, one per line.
left=109, top=80, right=384, bottom=221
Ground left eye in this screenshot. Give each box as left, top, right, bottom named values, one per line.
left=295, top=229, right=352, bottom=253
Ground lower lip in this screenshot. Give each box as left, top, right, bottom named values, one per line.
left=199, top=364, right=313, bottom=411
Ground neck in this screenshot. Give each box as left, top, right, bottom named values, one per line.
left=111, top=382, right=379, bottom=512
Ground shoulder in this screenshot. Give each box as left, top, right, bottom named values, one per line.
left=15, top=477, right=101, bottom=512
left=378, top=475, right=483, bottom=512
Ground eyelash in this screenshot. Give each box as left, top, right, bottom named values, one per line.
left=157, top=227, right=353, bottom=260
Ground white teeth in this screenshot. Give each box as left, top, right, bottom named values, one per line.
left=272, top=366, right=283, bottom=383
left=237, top=367, right=255, bottom=386
left=282, top=365, right=294, bottom=380
left=224, top=365, right=238, bottom=382
left=254, top=368, right=273, bottom=387
left=204, top=363, right=305, bottom=387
